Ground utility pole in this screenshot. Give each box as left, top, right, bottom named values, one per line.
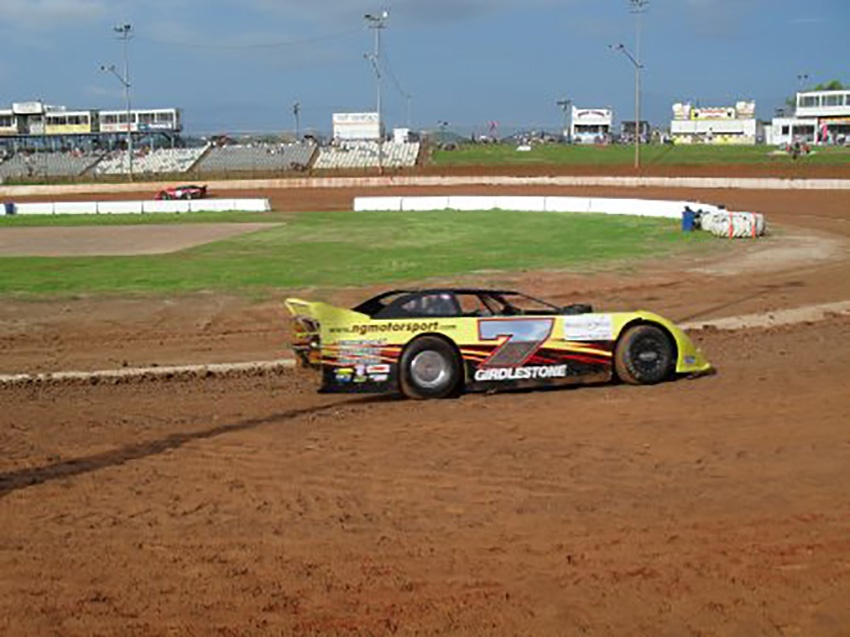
left=102, top=23, right=133, bottom=180
left=364, top=11, right=388, bottom=173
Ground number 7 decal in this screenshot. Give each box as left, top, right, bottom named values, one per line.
left=478, top=318, right=554, bottom=368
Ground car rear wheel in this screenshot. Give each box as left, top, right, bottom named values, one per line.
left=614, top=324, right=674, bottom=385
left=399, top=336, right=462, bottom=399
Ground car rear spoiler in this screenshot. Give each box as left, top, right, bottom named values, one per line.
left=284, top=298, right=368, bottom=367
left=284, top=298, right=363, bottom=324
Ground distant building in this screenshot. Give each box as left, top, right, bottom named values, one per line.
left=570, top=107, right=613, bottom=144
left=332, top=112, right=381, bottom=141
left=0, top=98, right=182, bottom=148
left=766, top=90, right=850, bottom=146
left=670, top=101, right=760, bottom=145
left=620, top=120, right=650, bottom=144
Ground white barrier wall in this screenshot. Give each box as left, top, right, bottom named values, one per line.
left=143, top=200, right=192, bottom=214
left=99, top=201, right=145, bottom=214
left=1, top=198, right=271, bottom=216
left=354, top=195, right=722, bottom=219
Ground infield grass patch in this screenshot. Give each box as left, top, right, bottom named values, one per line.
left=0, top=210, right=713, bottom=297
left=432, top=143, right=850, bottom=166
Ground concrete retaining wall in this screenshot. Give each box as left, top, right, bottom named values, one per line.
left=354, top=195, right=723, bottom=219
left=1, top=198, right=271, bottom=216
left=1, top=175, right=849, bottom=199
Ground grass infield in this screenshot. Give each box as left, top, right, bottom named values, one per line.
left=0, top=210, right=713, bottom=297
left=431, top=143, right=850, bottom=166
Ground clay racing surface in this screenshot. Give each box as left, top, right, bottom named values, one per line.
left=2, top=169, right=850, bottom=636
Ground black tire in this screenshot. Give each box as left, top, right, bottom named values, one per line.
left=399, top=336, right=462, bottom=400
left=614, top=324, right=675, bottom=385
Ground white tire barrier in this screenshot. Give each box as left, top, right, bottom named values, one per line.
left=699, top=210, right=766, bottom=239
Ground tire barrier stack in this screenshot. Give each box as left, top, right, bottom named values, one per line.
left=698, top=210, right=766, bottom=239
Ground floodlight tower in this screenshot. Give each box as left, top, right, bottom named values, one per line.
left=610, top=0, right=647, bottom=169
left=101, top=23, right=134, bottom=180
left=364, top=11, right=388, bottom=173
left=293, top=101, right=301, bottom=140
left=629, top=0, right=648, bottom=169
left=793, top=74, right=810, bottom=118
left=611, top=42, right=642, bottom=168
left=556, top=98, right=572, bottom=141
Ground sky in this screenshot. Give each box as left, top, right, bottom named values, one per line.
left=0, top=0, right=846, bottom=137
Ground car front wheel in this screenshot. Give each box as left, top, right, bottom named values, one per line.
left=614, top=324, right=674, bottom=385
left=399, top=336, right=462, bottom=399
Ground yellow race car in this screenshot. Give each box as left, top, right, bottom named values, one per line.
left=285, top=288, right=711, bottom=399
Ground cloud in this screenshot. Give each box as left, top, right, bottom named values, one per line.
left=239, top=0, right=569, bottom=28
left=685, top=0, right=760, bottom=38
left=1, top=0, right=107, bottom=29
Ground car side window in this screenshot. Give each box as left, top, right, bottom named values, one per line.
left=399, top=293, right=459, bottom=317
left=456, top=294, right=493, bottom=317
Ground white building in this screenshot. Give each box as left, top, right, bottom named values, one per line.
left=767, top=90, right=850, bottom=146
left=670, top=101, right=760, bottom=145
left=332, top=112, right=381, bottom=141
left=570, top=107, right=613, bottom=144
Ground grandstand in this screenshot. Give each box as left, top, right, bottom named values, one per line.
left=0, top=151, right=102, bottom=180
left=313, top=141, right=420, bottom=170
left=93, top=147, right=207, bottom=176
left=194, top=143, right=316, bottom=174
left=0, top=96, right=425, bottom=180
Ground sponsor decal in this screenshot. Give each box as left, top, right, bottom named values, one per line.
left=337, top=340, right=386, bottom=365
left=563, top=315, right=614, bottom=342
left=353, top=364, right=368, bottom=383
left=684, top=355, right=696, bottom=365
left=366, top=363, right=391, bottom=383
left=335, top=368, right=354, bottom=382
left=474, top=364, right=568, bottom=382
left=478, top=318, right=554, bottom=367
left=331, top=321, right=456, bottom=337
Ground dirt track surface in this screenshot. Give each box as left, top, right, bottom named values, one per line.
left=2, top=166, right=850, bottom=636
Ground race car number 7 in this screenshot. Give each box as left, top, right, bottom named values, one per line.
left=478, top=318, right=554, bottom=367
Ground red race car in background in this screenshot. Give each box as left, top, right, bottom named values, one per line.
left=155, top=184, right=208, bottom=200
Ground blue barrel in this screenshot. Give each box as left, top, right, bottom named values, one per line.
left=3, top=202, right=15, bottom=216
left=681, top=208, right=696, bottom=232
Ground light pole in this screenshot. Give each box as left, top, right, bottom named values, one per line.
left=364, top=11, right=388, bottom=173
left=404, top=92, right=413, bottom=130
left=436, top=120, right=450, bottom=145
left=610, top=42, right=643, bottom=169
left=293, top=101, right=301, bottom=140
left=611, top=0, right=647, bottom=169
left=556, top=98, right=572, bottom=142
left=101, top=23, right=133, bottom=180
